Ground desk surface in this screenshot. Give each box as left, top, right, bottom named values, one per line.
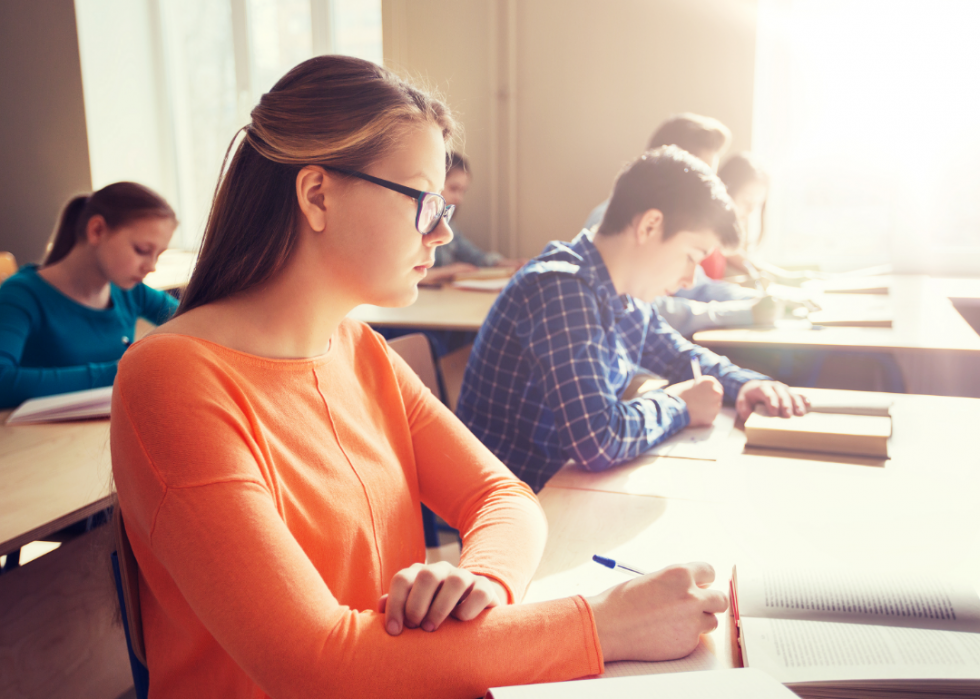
left=547, top=388, right=980, bottom=499
left=694, top=276, right=980, bottom=354
left=349, top=286, right=499, bottom=331
left=526, top=388, right=980, bottom=677
left=0, top=413, right=113, bottom=557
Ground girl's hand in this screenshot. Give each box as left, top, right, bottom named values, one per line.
left=587, top=562, right=729, bottom=662
left=378, top=561, right=507, bottom=635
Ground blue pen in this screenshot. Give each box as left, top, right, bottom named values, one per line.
left=592, top=554, right=648, bottom=576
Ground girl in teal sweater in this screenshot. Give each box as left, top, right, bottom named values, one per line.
left=0, top=182, right=179, bottom=409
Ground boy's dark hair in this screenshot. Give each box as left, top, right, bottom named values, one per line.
left=447, top=152, right=470, bottom=174
left=646, top=113, right=731, bottom=160
left=597, top=145, right=741, bottom=249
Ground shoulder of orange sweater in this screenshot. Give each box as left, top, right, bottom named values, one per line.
left=113, top=333, right=262, bottom=434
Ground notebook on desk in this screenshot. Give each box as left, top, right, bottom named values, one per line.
left=487, top=668, right=798, bottom=698
left=5, top=386, right=113, bottom=425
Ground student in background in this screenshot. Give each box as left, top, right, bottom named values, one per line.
left=718, top=152, right=807, bottom=285
left=111, top=56, right=728, bottom=698
left=583, top=112, right=732, bottom=230
left=0, top=182, right=178, bottom=409
left=458, top=147, right=809, bottom=493
left=424, top=153, right=524, bottom=285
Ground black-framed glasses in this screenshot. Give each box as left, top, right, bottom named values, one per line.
left=323, top=166, right=454, bottom=235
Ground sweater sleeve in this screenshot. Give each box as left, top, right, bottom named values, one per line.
left=386, top=346, right=549, bottom=604
left=652, top=296, right=756, bottom=337
left=639, top=305, right=770, bottom=403
left=134, top=283, right=179, bottom=325
left=112, top=344, right=602, bottom=699
left=0, top=281, right=116, bottom=408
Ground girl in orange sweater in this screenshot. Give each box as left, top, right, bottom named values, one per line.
left=110, top=55, right=727, bottom=698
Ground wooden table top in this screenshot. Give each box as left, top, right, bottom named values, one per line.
left=527, top=387, right=980, bottom=676
left=693, top=276, right=980, bottom=354
left=349, top=286, right=499, bottom=331
left=547, top=388, right=980, bottom=499
left=0, top=413, right=113, bottom=557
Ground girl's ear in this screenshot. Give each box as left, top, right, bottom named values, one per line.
left=295, top=166, right=329, bottom=233
left=85, top=215, right=109, bottom=245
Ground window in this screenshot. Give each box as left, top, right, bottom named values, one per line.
left=753, top=0, right=980, bottom=275
left=76, top=0, right=382, bottom=250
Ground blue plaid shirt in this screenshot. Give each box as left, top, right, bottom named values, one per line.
left=456, top=230, right=769, bottom=492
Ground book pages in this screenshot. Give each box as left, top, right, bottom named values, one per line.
left=737, top=566, right=980, bottom=632
left=741, top=617, right=980, bottom=685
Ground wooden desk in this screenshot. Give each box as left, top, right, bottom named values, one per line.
left=694, top=276, right=980, bottom=396
left=0, top=412, right=113, bottom=557
left=548, top=388, right=980, bottom=500
left=526, top=388, right=980, bottom=678
left=694, top=276, right=980, bottom=354
left=349, top=286, right=498, bottom=331
left=0, top=414, right=130, bottom=697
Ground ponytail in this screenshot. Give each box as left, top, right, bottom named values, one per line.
left=41, top=183, right=176, bottom=267
left=43, top=195, right=90, bottom=266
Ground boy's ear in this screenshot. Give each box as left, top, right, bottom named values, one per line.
left=295, top=166, right=330, bottom=233
left=635, top=209, right=665, bottom=245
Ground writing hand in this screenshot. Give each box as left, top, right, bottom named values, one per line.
left=587, top=562, right=728, bottom=662
left=664, top=375, right=723, bottom=427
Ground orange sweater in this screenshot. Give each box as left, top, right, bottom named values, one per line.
left=110, top=320, right=602, bottom=698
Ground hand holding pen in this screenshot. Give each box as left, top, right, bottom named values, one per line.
left=663, top=357, right=722, bottom=427
left=587, top=554, right=729, bottom=662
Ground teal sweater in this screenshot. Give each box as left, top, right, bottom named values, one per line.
left=0, top=265, right=178, bottom=408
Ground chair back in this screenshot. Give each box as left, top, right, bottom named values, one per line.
left=112, top=508, right=149, bottom=698
left=387, top=333, right=445, bottom=403
left=0, top=252, right=17, bottom=283
left=387, top=334, right=447, bottom=548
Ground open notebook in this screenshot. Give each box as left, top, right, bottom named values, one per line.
left=6, top=386, right=113, bottom=425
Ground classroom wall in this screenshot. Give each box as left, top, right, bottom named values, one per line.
left=0, top=0, right=92, bottom=266
left=383, top=0, right=758, bottom=259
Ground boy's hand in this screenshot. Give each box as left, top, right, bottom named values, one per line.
left=664, top=376, right=723, bottom=427
left=379, top=562, right=507, bottom=635
left=736, top=379, right=809, bottom=419
left=587, top=562, right=728, bottom=662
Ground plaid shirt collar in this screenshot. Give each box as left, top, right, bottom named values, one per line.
left=565, top=229, right=635, bottom=322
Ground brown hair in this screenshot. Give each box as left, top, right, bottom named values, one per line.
left=718, top=152, right=769, bottom=246
left=597, top=145, right=741, bottom=249
left=42, top=182, right=175, bottom=266
left=177, top=55, right=456, bottom=314
left=646, top=113, right=732, bottom=162
left=448, top=152, right=470, bottom=174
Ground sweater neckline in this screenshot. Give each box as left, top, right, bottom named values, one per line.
left=138, top=332, right=335, bottom=368
left=22, top=264, right=122, bottom=316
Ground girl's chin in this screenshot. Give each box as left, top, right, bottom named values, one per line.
left=372, top=285, right=420, bottom=309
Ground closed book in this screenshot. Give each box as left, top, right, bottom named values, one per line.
left=744, top=411, right=891, bottom=458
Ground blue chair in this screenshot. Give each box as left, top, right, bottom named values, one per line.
left=111, top=510, right=149, bottom=699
